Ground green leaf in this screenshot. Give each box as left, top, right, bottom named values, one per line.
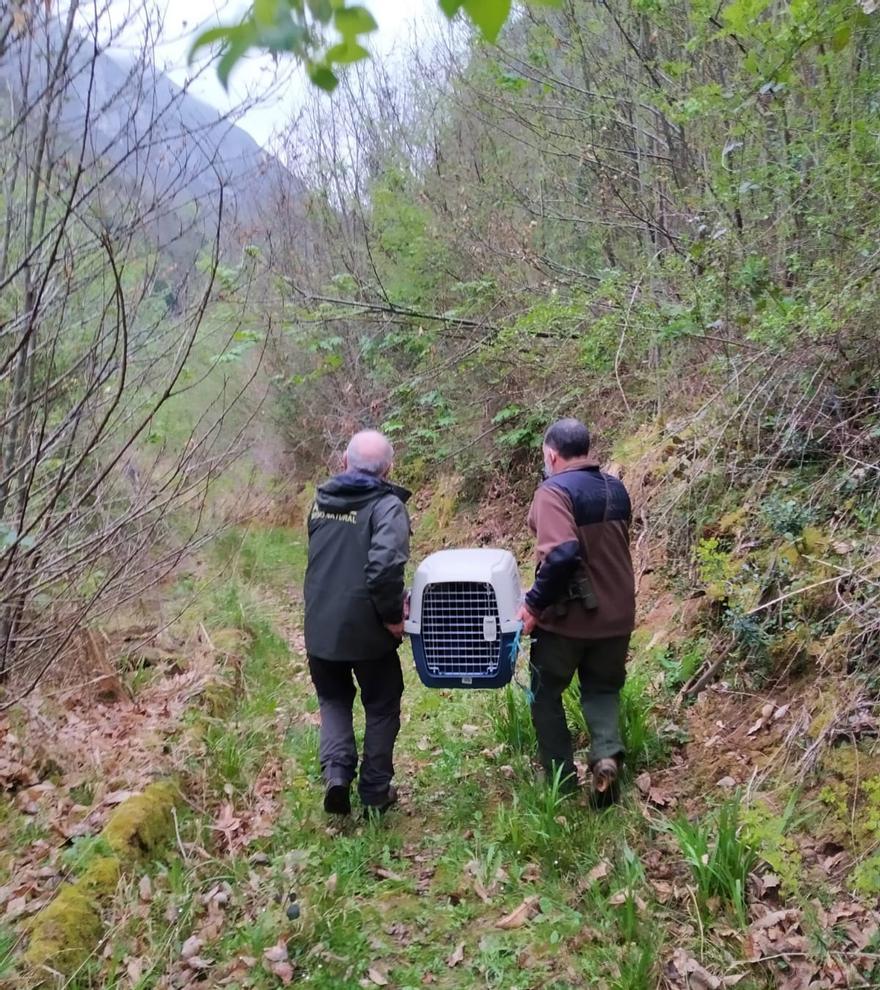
left=499, top=72, right=527, bottom=91
left=492, top=404, right=523, bottom=424
left=326, top=40, right=370, bottom=64
left=831, top=24, right=851, bottom=51
left=309, top=63, right=339, bottom=91
left=438, top=0, right=464, bottom=14
left=254, top=0, right=278, bottom=26
left=217, top=24, right=258, bottom=88
left=334, top=5, right=378, bottom=39
left=257, top=19, right=308, bottom=54
left=188, top=25, right=235, bottom=62
left=462, top=0, right=511, bottom=41
left=306, top=0, right=334, bottom=23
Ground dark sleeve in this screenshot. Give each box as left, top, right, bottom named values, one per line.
left=524, top=485, right=582, bottom=614
left=365, top=496, right=411, bottom=624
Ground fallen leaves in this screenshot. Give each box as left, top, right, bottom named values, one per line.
left=741, top=901, right=880, bottom=989
left=180, top=935, right=202, bottom=960
left=634, top=771, right=674, bottom=807
left=0, top=631, right=244, bottom=934
left=125, top=956, right=144, bottom=983
left=446, top=942, right=465, bottom=967
left=373, top=866, right=405, bottom=883
left=746, top=700, right=790, bottom=736
left=586, top=860, right=610, bottom=884
left=464, top=857, right=506, bottom=904
left=263, top=940, right=294, bottom=984
left=213, top=802, right=243, bottom=852
left=4, top=896, right=28, bottom=920
left=609, top=889, right=647, bottom=912
left=366, top=964, right=390, bottom=986
left=472, top=878, right=492, bottom=904
left=751, top=907, right=799, bottom=931
left=665, top=948, right=743, bottom=989
left=496, top=895, right=540, bottom=929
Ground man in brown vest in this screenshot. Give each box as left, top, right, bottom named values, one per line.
left=517, top=418, right=636, bottom=802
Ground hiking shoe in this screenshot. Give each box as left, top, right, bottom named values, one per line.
left=363, top=785, right=398, bottom=818
left=590, top=758, right=620, bottom=809
left=323, top=781, right=351, bottom=815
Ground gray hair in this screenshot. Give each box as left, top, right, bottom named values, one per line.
left=544, top=418, right=591, bottom=458
left=345, top=430, right=394, bottom=476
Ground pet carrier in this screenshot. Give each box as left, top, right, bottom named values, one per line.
left=405, top=548, right=522, bottom=688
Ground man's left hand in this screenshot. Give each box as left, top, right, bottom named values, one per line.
left=385, top=620, right=405, bottom=640
left=517, top=604, right=538, bottom=636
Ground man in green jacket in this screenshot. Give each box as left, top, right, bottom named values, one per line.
left=304, top=430, right=411, bottom=816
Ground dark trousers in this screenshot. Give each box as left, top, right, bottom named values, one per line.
left=529, top=631, right=630, bottom=785
left=308, top=653, right=404, bottom=804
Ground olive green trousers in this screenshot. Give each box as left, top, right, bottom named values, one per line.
left=529, top=630, right=630, bottom=788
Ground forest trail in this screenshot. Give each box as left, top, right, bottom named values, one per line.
left=3, top=2, right=880, bottom=987
left=3, top=517, right=880, bottom=990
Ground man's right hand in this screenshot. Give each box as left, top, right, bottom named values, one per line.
left=385, top=620, right=405, bottom=640
left=516, top=604, right=538, bottom=636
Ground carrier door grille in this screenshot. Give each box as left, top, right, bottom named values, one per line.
left=421, top=581, right=501, bottom=677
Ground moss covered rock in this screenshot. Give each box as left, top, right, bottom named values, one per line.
left=79, top=855, right=121, bottom=895
left=23, top=883, right=104, bottom=974
left=101, top=780, right=178, bottom=859
left=24, top=781, right=179, bottom=979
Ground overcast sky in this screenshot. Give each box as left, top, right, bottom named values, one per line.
left=137, top=0, right=435, bottom=145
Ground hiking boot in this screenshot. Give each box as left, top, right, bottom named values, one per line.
left=363, top=785, right=398, bottom=818
left=323, top=781, right=351, bottom=815
left=590, top=758, right=620, bottom=809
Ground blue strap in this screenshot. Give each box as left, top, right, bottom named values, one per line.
left=508, top=622, right=535, bottom=703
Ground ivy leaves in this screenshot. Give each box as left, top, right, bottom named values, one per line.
left=190, top=0, right=561, bottom=91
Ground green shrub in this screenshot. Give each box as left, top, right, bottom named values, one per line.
left=761, top=495, right=814, bottom=540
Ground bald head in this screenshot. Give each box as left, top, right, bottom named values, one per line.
left=344, top=430, right=394, bottom=477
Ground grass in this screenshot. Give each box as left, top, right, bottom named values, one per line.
left=202, top=721, right=270, bottom=797
left=214, top=525, right=307, bottom=589
left=490, top=684, right=537, bottom=754
left=620, top=664, right=669, bottom=770
left=668, top=794, right=758, bottom=927
left=491, top=658, right=667, bottom=775
left=0, top=926, right=15, bottom=980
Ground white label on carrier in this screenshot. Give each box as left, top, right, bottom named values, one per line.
left=482, top=616, right=497, bottom=641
